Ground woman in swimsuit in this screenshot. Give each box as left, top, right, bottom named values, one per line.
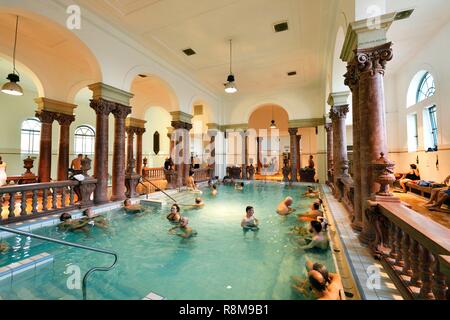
left=167, top=204, right=182, bottom=223
left=400, top=164, right=420, bottom=193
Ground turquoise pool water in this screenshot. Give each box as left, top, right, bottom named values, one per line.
left=0, top=181, right=335, bottom=300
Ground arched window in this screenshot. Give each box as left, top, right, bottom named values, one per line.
left=416, top=72, right=435, bottom=103
left=21, top=118, right=41, bottom=154
left=74, top=125, right=95, bottom=156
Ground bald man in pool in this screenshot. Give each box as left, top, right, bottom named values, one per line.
left=276, top=196, right=296, bottom=215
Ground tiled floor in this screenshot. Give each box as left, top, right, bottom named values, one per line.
left=322, top=185, right=404, bottom=300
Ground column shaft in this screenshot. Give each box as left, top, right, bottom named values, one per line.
left=325, top=124, right=333, bottom=183
left=56, top=114, right=75, bottom=181
left=111, top=105, right=130, bottom=201
left=126, top=127, right=135, bottom=173
left=90, top=99, right=113, bottom=204
left=36, top=111, right=55, bottom=183
left=289, top=128, right=298, bottom=182
left=136, top=129, right=145, bottom=176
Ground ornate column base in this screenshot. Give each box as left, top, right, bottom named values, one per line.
left=125, top=174, right=141, bottom=198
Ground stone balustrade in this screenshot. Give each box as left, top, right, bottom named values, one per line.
left=142, top=167, right=165, bottom=181
left=0, top=179, right=97, bottom=224
left=193, top=168, right=212, bottom=183
left=367, top=201, right=450, bottom=300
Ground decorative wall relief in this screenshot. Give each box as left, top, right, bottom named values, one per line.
left=153, top=131, right=160, bottom=155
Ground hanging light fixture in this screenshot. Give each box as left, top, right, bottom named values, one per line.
left=269, top=106, right=277, bottom=129
left=2, top=16, right=23, bottom=96
left=224, top=39, right=237, bottom=94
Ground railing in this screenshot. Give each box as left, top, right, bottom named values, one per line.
left=0, top=179, right=97, bottom=225
left=367, top=200, right=450, bottom=300
left=0, top=226, right=118, bottom=300
left=193, top=167, right=211, bottom=182
left=142, top=167, right=165, bottom=180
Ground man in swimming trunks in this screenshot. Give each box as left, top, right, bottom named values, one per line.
left=211, top=184, right=218, bottom=196
left=187, top=171, right=199, bottom=191
left=424, top=174, right=450, bottom=207
left=182, top=197, right=205, bottom=209
left=304, top=186, right=319, bottom=198
left=276, top=196, right=296, bottom=215
left=298, top=202, right=323, bottom=221
left=167, top=204, right=181, bottom=223
left=169, top=216, right=195, bottom=238
left=235, top=182, right=244, bottom=191
left=298, top=220, right=329, bottom=251
left=241, top=206, right=259, bottom=229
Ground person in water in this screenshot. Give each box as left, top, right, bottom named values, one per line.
left=169, top=216, right=196, bottom=238
left=235, top=182, right=245, bottom=191
left=297, top=220, right=329, bottom=251
left=81, top=208, right=109, bottom=229
left=276, top=196, right=296, bottom=215
left=304, top=186, right=320, bottom=198
left=182, top=197, right=205, bottom=209
left=298, top=202, right=323, bottom=222
left=291, top=261, right=344, bottom=300
left=167, top=203, right=182, bottom=223
left=0, top=241, right=9, bottom=253
left=123, top=198, right=144, bottom=214
left=241, top=206, right=259, bottom=230
left=58, top=212, right=90, bottom=234
left=211, top=184, right=218, bottom=196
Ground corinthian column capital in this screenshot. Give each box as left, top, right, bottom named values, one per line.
left=329, top=105, right=350, bottom=121
left=355, top=42, right=393, bottom=77
left=90, top=98, right=115, bottom=116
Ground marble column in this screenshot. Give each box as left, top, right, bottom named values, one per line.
left=111, top=105, right=131, bottom=201
left=126, top=127, right=136, bottom=174
left=207, top=130, right=217, bottom=178
left=35, top=110, right=56, bottom=183
left=90, top=98, right=114, bottom=204
left=325, top=123, right=334, bottom=183
left=167, top=127, right=175, bottom=157
left=240, top=130, right=247, bottom=180
left=56, top=114, right=75, bottom=181
left=296, top=135, right=302, bottom=173
left=256, top=137, right=262, bottom=174
left=345, top=61, right=363, bottom=231
left=183, top=123, right=193, bottom=185
left=288, top=128, right=298, bottom=182
left=330, top=105, right=350, bottom=180
left=356, top=42, right=393, bottom=244
left=171, top=121, right=192, bottom=186
left=135, top=128, right=145, bottom=176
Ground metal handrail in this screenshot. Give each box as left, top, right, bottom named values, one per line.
left=140, top=177, right=177, bottom=203
left=0, top=226, right=118, bottom=300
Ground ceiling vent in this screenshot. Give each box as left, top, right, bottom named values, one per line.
left=138, top=74, right=147, bottom=78
left=287, top=71, right=297, bottom=76
left=273, top=21, right=288, bottom=33
left=394, top=9, right=414, bottom=21
left=182, top=48, right=196, bottom=56
left=194, top=105, right=203, bottom=116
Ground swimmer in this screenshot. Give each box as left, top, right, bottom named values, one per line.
left=0, top=241, right=9, bottom=253
left=276, top=196, right=296, bottom=215
left=241, top=206, right=259, bottom=230
left=235, top=182, right=244, bottom=191
left=211, top=184, right=218, bottom=196
left=297, top=221, right=329, bottom=251
left=123, top=198, right=144, bottom=214
left=167, top=203, right=181, bottom=223
left=181, top=197, right=205, bottom=209
left=298, top=202, right=323, bottom=222
left=169, top=216, right=196, bottom=238
left=81, top=208, right=109, bottom=229
left=58, top=212, right=90, bottom=234
left=304, top=186, right=320, bottom=198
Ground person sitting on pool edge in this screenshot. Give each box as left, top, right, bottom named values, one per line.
left=291, top=261, right=343, bottom=300
left=123, top=198, right=144, bottom=214
left=297, top=220, right=329, bottom=251
left=58, top=212, right=90, bottom=234
left=211, top=184, right=218, bottom=196
left=298, top=201, right=323, bottom=222
left=167, top=203, right=182, bottom=223
left=276, top=196, right=296, bottom=215
left=81, top=208, right=109, bottom=229
left=187, top=171, right=201, bottom=193
left=241, top=206, right=259, bottom=231
left=235, top=182, right=245, bottom=191
left=304, top=186, right=319, bottom=198
left=169, top=216, right=196, bottom=238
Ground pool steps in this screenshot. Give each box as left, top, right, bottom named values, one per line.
left=0, top=252, right=53, bottom=282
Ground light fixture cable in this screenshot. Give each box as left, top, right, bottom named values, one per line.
left=13, top=16, right=20, bottom=77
